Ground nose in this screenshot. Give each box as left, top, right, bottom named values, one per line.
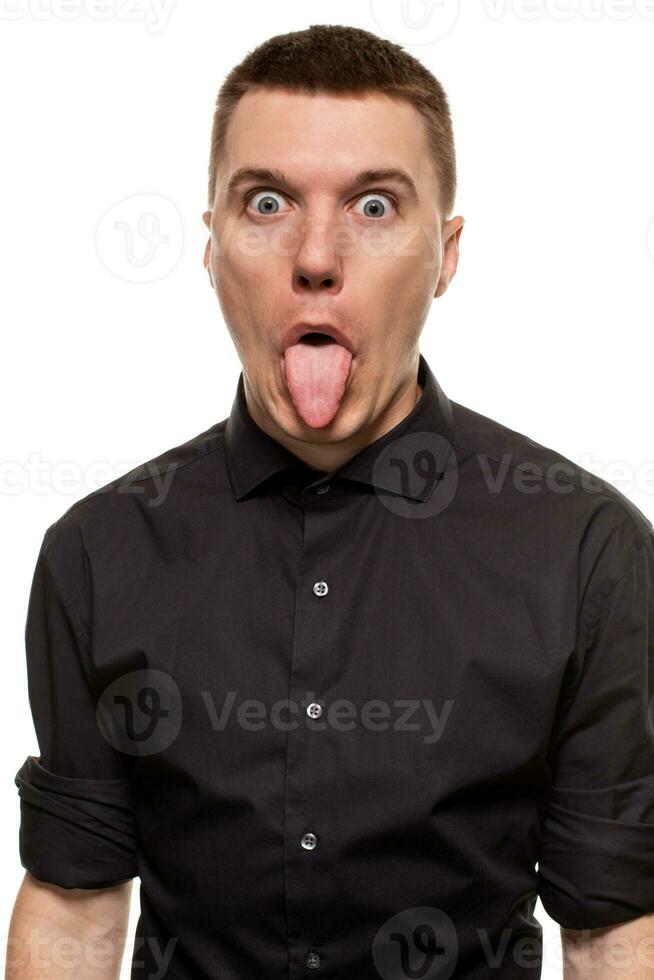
left=292, top=213, right=342, bottom=294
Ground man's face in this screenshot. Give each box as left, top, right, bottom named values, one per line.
left=203, top=86, right=463, bottom=444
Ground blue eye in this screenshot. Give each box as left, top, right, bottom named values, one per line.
left=248, top=190, right=288, bottom=215
left=354, top=193, right=394, bottom=219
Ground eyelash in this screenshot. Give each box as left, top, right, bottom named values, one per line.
left=243, top=187, right=398, bottom=218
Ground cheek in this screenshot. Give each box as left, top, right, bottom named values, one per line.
left=360, top=222, right=438, bottom=279
left=213, top=250, right=264, bottom=320
left=359, top=247, right=434, bottom=311
left=212, top=246, right=289, bottom=354
left=382, top=222, right=441, bottom=289
left=210, top=255, right=256, bottom=355
left=217, top=223, right=289, bottom=295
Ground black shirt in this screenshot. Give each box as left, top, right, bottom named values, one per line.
left=14, top=352, right=654, bottom=979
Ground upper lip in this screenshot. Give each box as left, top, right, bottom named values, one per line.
left=281, top=322, right=356, bottom=355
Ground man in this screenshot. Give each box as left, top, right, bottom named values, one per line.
left=8, top=23, right=654, bottom=980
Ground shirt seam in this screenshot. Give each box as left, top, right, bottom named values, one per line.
left=40, top=439, right=228, bottom=648
left=555, top=528, right=652, bottom=707
left=40, top=528, right=92, bottom=651
left=41, top=439, right=231, bottom=648
left=578, top=527, right=652, bottom=648
left=49, top=438, right=227, bottom=526
left=449, top=437, right=653, bottom=544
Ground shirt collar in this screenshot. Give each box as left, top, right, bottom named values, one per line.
left=224, top=351, right=454, bottom=502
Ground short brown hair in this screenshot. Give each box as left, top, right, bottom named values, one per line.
left=207, top=24, right=457, bottom=217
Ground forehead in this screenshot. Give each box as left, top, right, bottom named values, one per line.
left=222, top=86, right=433, bottom=188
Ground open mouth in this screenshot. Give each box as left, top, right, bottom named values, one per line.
left=298, top=332, right=335, bottom=345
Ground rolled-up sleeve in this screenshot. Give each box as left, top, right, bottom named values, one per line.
left=538, top=525, right=654, bottom=928
left=14, top=521, right=138, bottom=889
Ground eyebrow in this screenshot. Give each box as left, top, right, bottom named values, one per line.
left=224, top=166, right=420, bottom=204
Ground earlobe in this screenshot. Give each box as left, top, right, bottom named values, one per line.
left=202, top=211, right=213, bottom=282
left=434, top=274, right=450, bottom=299
left=203, top=238, right=214, bottom=288
left=434, top=215, right=464, bottom=298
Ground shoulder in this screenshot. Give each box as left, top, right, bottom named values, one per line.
left=41, top=418, right=228, bottom=568
left=449, top=399, right=653, bottom=594
left=450, top=398, right=652, bottom=539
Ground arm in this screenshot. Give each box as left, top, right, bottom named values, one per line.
left=10, top=524, right=139, bottom=976
left=6, top=872, right=133, bottom=979
left=537, top=522, right=654, bottom=943
left=561, top=913, right=654, bottom=978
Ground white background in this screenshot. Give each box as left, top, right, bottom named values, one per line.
left=2, top=1, right=654, bottom=976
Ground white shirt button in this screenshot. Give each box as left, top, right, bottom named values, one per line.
left=313, top=581, right=329, bottom=597
left=315, top=483, right=330, bottom=494
left=307, top=702, right=323, bottom=719
left=301, top=832, right=318, bottom=850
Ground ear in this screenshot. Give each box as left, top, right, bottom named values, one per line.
left=435, top=216, right=465, bottom=299
left=202, top=211, right=214, bottom=286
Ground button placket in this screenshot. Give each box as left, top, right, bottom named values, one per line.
left=284, top=487, right=343, bottom=974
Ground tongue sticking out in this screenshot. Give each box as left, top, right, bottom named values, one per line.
left=283, top=336, right=353, bottom=428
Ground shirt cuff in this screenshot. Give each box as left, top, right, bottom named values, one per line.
left=537, top=780, right=654, bottom=928
left=14, top=755, right=138, bottom=889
